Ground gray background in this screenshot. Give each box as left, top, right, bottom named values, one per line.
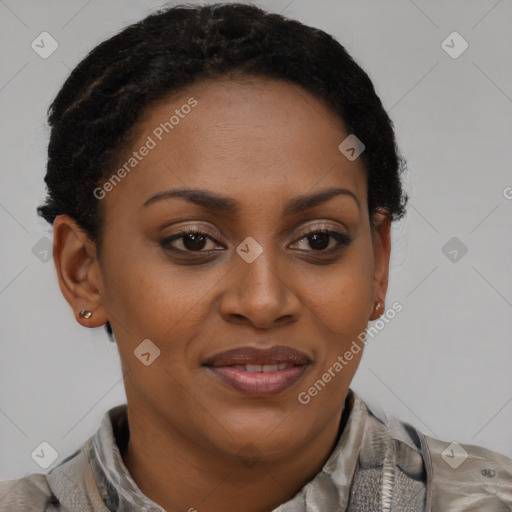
left=1, top=0, right=511, bottom=480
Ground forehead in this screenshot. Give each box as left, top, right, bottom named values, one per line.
left=104, top=77, right=368, bottom=214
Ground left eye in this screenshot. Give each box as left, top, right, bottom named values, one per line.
left=290, top=228, right=352, bottom=252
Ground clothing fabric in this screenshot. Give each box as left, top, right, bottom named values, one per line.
left=1, top=389, right=511, bottom=511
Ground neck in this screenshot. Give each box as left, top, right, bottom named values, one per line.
left=122, top=403, right=347, bottom=512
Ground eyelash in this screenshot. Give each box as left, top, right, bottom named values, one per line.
left=159, top=225, right=352, bottom=257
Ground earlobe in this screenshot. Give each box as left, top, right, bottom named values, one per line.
left=52, top=215, right=109, bottom=328
left=369, top=299, right=384, bottom=321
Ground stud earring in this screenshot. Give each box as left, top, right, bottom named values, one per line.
left=79, top=310, right=92, bottom=319
left=374, top=301, right=384, bottom=318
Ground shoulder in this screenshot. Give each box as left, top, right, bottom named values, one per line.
left=0, top=473, right=56, bottom=511
left=421, top=434, right=512, bottom=511
left=362, top=396, right=512, bottom=511
left=0, top=443, right=104, bottom=512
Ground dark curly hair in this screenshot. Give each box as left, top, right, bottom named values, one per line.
left=37, top=1, right=408, bottom=340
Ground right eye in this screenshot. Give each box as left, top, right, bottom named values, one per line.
left=159, top=227, right=224, bottom=253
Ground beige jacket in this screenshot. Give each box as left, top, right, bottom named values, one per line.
left=1, top=389, right=511, bottom=511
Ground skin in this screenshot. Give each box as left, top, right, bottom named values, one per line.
left=53, top=77, right=391, bottom=512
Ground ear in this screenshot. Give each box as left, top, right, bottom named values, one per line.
left=52, top=214, right=109, bottom=328
left=368, top=209, right=391, bottom=321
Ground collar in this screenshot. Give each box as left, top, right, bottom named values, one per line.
left=84, top=388, right=369, bottom=512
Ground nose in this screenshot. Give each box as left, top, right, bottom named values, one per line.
left=218, top=246, right=301, bottom=329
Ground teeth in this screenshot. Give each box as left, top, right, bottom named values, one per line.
left=244, top=363, right=290, bottom=372
left=245, top=364, right=262, bottom=372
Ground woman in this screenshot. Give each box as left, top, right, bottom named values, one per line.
left=1, top=3, right=510, bottom=511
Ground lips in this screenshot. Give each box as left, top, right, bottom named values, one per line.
left=203, top=345, right=311, bottom=398
left=203, top=345, right=311, bottom=367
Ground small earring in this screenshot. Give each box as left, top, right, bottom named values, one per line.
left=79, top=310, right=92, bottom=319
left=375, top=301, right=383, bottom=312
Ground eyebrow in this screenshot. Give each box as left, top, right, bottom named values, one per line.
left=142, top=186, right=360, bottom=215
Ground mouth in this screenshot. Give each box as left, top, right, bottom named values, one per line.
left=202, top=345, right=312, bottom=398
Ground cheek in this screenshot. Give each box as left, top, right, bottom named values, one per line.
left=302, top=242, right=374, bottom=332
left=100, top=240, right=224, bottom=350
left=297, top=254, right=372, bottom=414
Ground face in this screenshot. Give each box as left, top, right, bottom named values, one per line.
left=57, top=77, right=390, bottom=461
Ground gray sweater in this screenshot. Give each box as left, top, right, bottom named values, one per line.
left=1, top=389, right=511, bottom=511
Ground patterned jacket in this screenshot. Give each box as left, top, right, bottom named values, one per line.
left=1, top=389, right=511, bottom=511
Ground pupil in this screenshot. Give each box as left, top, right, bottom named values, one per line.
left=184, top=233, right=206, bottom=251
left=310, top=233, right=329, bottom=250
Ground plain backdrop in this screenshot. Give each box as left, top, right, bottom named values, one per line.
left=1, top=0, right=511, bottom=480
